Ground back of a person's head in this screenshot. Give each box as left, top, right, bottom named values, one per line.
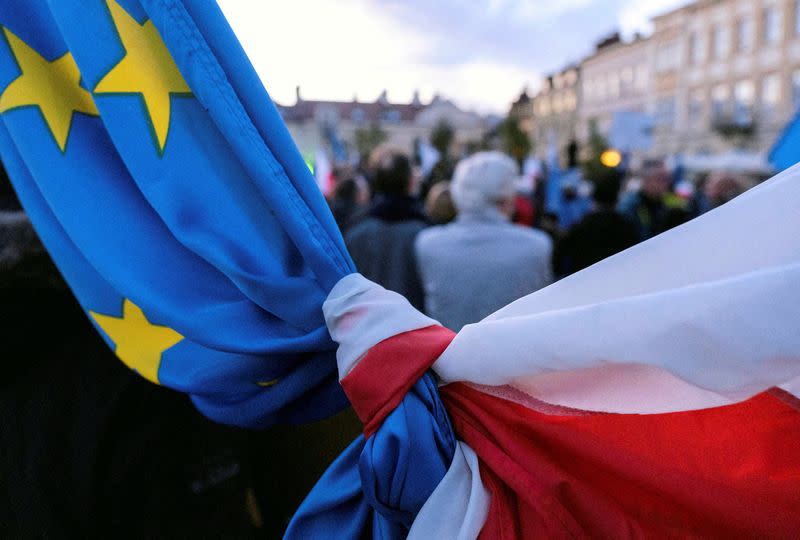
left=332, top=177, right=359, bottom=204
left=639, top=159, right=668, bottom=181
left=424, top=181, right=457, bottom=225
left=705, top=170, right=745, bottom=204
left=368, top=145, right=412, bottom=197
left=451, top=151, right=518, bottom=215
left=593, top=176, right=623, bottom=207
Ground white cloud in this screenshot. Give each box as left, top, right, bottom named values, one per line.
left=513, top=0, right=596, bottom=20
left=417, top=62, right=534, bottom=114
left=218, top=0, right=432, bottom=105
left=218, top=0, right=689, bottom=113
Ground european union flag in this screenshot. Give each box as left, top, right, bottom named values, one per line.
left=0, top=0, right=355, bottom=427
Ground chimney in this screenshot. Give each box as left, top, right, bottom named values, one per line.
left=412, top=90, right=421, bottom=106
left=295, top=85, right=302, bottom=104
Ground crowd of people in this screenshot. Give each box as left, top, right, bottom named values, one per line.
left=328, top=144, right=749, bottom=331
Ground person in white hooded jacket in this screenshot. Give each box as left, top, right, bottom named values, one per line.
left=415, top=152, right=553, bottom=331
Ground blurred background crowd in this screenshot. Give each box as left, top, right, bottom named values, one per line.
left=325, top=139, right=756, bottom=333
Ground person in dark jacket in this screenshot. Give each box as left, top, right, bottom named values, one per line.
left=554, top=175, right=638, bottom=278
left=617, top=164, right=687, bottom=241
left=344, top=147, right=428, bottom=310
left=328, top=175, right=370, bottom=234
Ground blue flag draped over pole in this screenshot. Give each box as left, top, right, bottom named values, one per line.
left=0, top=0, right=356, bottom=427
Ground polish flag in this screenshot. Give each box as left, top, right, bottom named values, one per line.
left=324, top=162, right=800, bottom=538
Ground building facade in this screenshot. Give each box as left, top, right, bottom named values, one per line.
left=278, top=88, right=487, bottom=163
left=649, top=0, right=800, bottom=155
left=579, top=34, right=652, bottom=150
left=530, top=65, right=581, bottom=159
left=509, top=89, right=534, bottom=136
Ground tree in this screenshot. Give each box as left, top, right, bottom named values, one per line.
left=499, top=116, right=532, bottom=166
left=354, top=123, right=387, bottom=162
left=430, top=119, right=455, bottom=157
left=581, top=122, right=621, bottom=185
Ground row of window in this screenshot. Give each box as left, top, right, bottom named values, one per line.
left=583, top=64, right=649, bottom=103
left=656, top=70, right=800, bottom=128
left=535, top=91, right=578, bottom=116
left=543, top=69, right=580, bottom=93
left=345, top=108, right=401, bottom=124
left=662, top=2, right=800, bottom=72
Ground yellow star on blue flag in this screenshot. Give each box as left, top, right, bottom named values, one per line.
left=94, top=0, right=190, bottom=153
left=0, top=27, right=98, bottom=151
left=90, top=299, right=184, bottom=385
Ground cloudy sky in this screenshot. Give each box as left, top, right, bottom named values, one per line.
left=219, top=0, right=689, bottom=114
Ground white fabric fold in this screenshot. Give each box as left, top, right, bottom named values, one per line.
left=408, top=442, right=490, bottom=540
left=323, top=273, right=439, bottom=379
left=434, top=163, right=800, bottom=413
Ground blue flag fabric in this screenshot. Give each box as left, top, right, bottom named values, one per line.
left=770, top=109, right=800, bottom=171
left=0, top=1, right=456, bottom=536
left=285, top=374, right=455, bottom=539
left=0, top=0, right=355, bottom=427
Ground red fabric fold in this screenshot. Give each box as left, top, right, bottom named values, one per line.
left=339, top=325, right=800, bottom=537
left=441, top=383, right=800, bottom=539
left=340, top=325, right=456, bottom=438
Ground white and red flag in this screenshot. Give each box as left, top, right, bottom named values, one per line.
left=324, top=163, right=800, bottom=538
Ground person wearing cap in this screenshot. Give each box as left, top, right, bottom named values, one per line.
left=415, top=151, right=553, bottom=332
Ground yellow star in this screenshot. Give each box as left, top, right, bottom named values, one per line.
left=90, top=299, right=183, bottom=385
left=0, top=27, right=98, bottom=151
left=94, top=0, right=190, bottom=152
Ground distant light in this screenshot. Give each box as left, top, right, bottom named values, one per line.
left=600, top=149, right=622, bottom=168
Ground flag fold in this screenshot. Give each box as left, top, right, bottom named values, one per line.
left=0, top=0, right=354, bottom=427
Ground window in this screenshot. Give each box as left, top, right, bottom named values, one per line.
left=796, top=0, right=800, bottom=36
left=689, top=32, right=705, bottom=65
left=564, top=91, right=577, bottom=111
left=763, top=6, right=782, bottom=46
left=712, top=84, right=730, bottom=120
left=608, top=72, right=620, bottom=98
left=656, top=41, right=679, bottom=72
left=583, top=79, right=593, bottom=102
left=539, top=98, right=551, bottom=116
left=596, top=77, right=607, bottom=101
left=792, top=70, right=800, bottom=110
left=635, top=64, right=649, bottom=91
left=565, top=70, right=578, bottom=86
left=734, top=79, right=755, bottom=125
left=737, top=18, right=753, bottom=52
left=552, top=94, right=564, bottom=114
left=619, top=67, right=633, bottom=95
left=688, top=89, right=705, bottom=128
left=350, top=108, right=366, bottom=123
left=382, top=110, right=401, bottom=123
left=761, top=74, right=782, bottom=120
left=712, top=25, right=729, bottom=59
left=656, top=96, right=677, bottom=127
